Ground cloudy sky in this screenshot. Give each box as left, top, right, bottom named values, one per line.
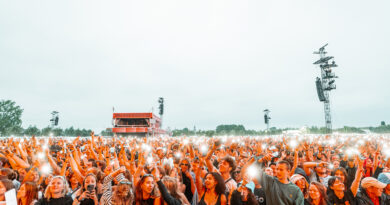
left=1, top=0, right=389, bottom=132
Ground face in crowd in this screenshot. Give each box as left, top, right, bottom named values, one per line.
left=49, top=177, right=66, bottom=195
left=141, top=176, right=155, bottom=195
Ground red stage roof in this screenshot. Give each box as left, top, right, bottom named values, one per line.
left=113, top=113, right=160, bottom=120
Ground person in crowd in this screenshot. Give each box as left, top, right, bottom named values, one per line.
left=205, top=141, right=237, bottom=204
left=0, top=179, right=14, bottom=204
left=230, top=178, right=258, bottom=205
left=17, top=181, right=39, bottom=205
left=303, top=161, right=332, bottom=187
left=248, top=155, right=304, bottom=205
left=179, top=158, right=196, bottom=203
left=100, top=166, right=134, bottom=205
left=195, top=171, right=227, bottom=205
left=72, top=173, right=99, bottom=205
left=68, top=171, right=81, bottom=199
left=290, top=174, right=309, bottom=199
left=378, top=172, right=390, bottom=202
left=36, top=175, right=73, bottom=205
left=134, top=174, right=160, bottom=205
left=331, top=167, right=349, bottom=189
left=305, top=182, right=329, bottom=205
left=355, top=177, right=387, bottom=205
left=327, top=155, right=363, bottom=205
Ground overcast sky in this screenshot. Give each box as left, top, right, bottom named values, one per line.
left=1, top=0, right=389, bottom=132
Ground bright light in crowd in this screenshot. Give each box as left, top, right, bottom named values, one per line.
left=41, top=164, right=51, bottom=174
left=328, top=164, right=334, bottom=169
left=175, top=152, right=181, bottom=158
left=42, top=144, right=48, bottom=150
left=261, top=144, right=267, bottom=149
left=37, top=152, right=45, bottom=159
left=247, top=165, right=258, bottom=178
left=147, top=156, right=154, bottom=164
left=183, top=139, right=189, bottom=145
left=200, top=145, right=208, bottom=154
left=290, top=140, right=298, bottom=149
left=162, top=148, right=167, bottom=153
left=385, top=150, right=390, bottom=158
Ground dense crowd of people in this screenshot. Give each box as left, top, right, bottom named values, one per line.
left=0, top=133, right=390, bottom=205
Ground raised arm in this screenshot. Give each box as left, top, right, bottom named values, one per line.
left=350, top=156, right=364, bottom=197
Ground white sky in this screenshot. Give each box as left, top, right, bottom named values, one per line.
left=1, top=0, right=389, bottom=132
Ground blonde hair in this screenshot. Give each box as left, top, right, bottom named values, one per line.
left=43, top=176, right=70, bottom=201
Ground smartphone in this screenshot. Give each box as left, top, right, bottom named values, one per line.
left=110, top=147, right=115, bottom=153
left=87, top=184, right=94, bottom=192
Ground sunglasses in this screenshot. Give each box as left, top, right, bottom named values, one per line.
left=181, top=163, right=190, bottom=166
left=142, top=174, right=153, bottom=178
left=119, top=181, right=132, bottom=185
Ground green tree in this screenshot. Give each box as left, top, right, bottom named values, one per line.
left=101, top=129, right=114, bottom=136
left=24, top=125, right=41, bottom=136
left=0, top=100, right=23, bottom=136
left=41, top=126, right=53, bottom=136
left=64, top=127, right=75, bottom=136
left=52, top=128, right=63, bottom=136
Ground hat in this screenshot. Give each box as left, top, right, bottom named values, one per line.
left=361, top=177, right=387, bottom=189
left=378, top=173, right=390, bottom=185
left=290, top=174, right=307, bottom=184
left=240, top=181, right=255, bottom=193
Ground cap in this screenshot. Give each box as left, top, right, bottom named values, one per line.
left=361, top=177, right=387, bottom=189
left=244, top=181, right=255, bottom=193
left=378, top=173, right=390, bottom=185
left=290, top=174, right=307, bottom=184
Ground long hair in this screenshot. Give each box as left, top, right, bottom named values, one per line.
left=135, top=175, right=159, bottom=205
left=205, top=172, right=226, bottom=195
left=43, top=175, right=70, bottom=201
left=112, top=179, right=134, bottom=205
left=327, top=176, right=343, bottom=195
left=81, top=173, right=98, bottom=196
left=331, top=167, right=348, bottom=187
left=308, top=182, right=328, bottom=205
left=0, top=179, right=14, bottom=191
left=161, top=176, right=184, bottom=201
left=18, top=182, right=38, bottom=205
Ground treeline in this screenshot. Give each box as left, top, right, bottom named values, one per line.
left=172, top=122, right=390, bottom=136
left=19, top=125, right=93, bottom=137
left=172, top=124, right=293, bottom=137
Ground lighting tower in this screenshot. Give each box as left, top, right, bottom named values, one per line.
left=263, top=109, right=271, bottom=132
left=313, top=44, right=338, bottom=133
left=158, top=97, right=164, bottom=127
left=50, top=111, right=59, bottom=128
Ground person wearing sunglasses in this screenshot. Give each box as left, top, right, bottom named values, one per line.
left=303, top=161, right=332, bottom=187
left=100, top=166, right=134, bottom=205
left=180, top=158, right=196, bottom=203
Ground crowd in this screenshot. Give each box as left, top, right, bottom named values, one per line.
left=0, top=133, right=390, bottom=205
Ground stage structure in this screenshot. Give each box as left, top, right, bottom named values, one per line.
left=110, top=113, right=165, bottom=137
left=264, top=109, right=271, bottom=132
left=313, top=44, right=338, bottom=133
